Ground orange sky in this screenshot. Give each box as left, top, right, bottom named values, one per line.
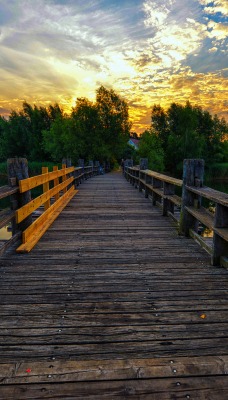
left=0, top=0, right=227, bottom=134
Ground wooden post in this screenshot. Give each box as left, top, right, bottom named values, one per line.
left=62, top=158, right=71, bottom=167
left=53, top=166, right=60, bottom=201
left=62, top=164, right=67, bottom=193
left=179, top=159, right=204, bottom=236
left=89, top=160, right=94, bottom=177
left=212, top=204, right=228, bottom=265
left=140, top=158, right=148, bottom=170
left=7, top=158, right=32, bottom=233
left=145, top=173, right=152, bottom=198
left=163, top=182, right=175, bottom=216
left=78, top=159, right=85, bottom=180
left=152, top=178, right=162, bottom=206
left=42, top=167, right=50, bottom=210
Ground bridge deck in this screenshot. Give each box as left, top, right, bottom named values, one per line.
left=0, top=172, right=228, bottom=399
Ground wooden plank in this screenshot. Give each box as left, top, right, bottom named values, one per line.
left=185, top=206, right=214, bottom=230
left=0, top=231, right=21, bottom=256
left=214, top=227, right=228, bottom=242
left=0, top=210, right=15, bottom=229
left=189, top=229, right=213, bottom=255
left=19, top=166, right=75, bottom=192
left=17, top=187, right=78, bottom=253
left=144, top=169, right=182, bottom=187
left=16, top=176, right=74, bottom=223
left=0, top=376, right=228, bottom=399
left=1, top=355, right=228, bottom=384
left=186, top=185, right=228, bottom=206
left=0, top=185, right=19, bottom=200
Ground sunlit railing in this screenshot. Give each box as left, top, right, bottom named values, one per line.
left=0, top=158, right=99, bottom=255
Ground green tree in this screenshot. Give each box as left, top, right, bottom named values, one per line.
left=151, top=104, right=169, bottom=148
left=138, top=129, right=164, bottom=171
left=96, top=86, right=131, bottom=161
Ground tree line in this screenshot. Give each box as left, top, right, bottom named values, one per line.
left=0, top=86, right=131, bottom=168
left=0, top=85, right=227, bottom=177
left=138, top=102, right=228, bottom=176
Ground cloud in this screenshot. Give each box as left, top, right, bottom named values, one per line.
left=0, top=0, right=227, bottom=133
left=199, top=0, right=228, bottom=16
left=207, top=21, right=228, bottom=40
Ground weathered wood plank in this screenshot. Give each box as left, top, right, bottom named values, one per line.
left=18, top=166, right=75, bottom=192
left=0, top=376, right=228, bottom=399
left=1, top=356, right=228, bottom=384
left=0, top=185, right=18, bottom=200
left=16, top=176, right=74, bottom=223
left=186, top=185, right=228, bottom=206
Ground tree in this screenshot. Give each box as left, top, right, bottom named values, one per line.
left=71, top=97, right=104, bottom=161
left=151, top=104, right=169, bottom=148
left=96, top=86, right=131, bottom=161
left=138, top=129, right=164, bottom=171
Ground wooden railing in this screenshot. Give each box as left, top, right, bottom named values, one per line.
left=125, top=159, right=228, bottom=267
left=0, top=159, right=98, bottom=255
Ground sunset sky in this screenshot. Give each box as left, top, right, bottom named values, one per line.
left=0, top=0, right=227, bottom=133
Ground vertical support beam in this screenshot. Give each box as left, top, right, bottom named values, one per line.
left=53, top=166, right=60, bottom=201
left=179, top=159, right=204, bottom=236
left=140, top=158, right=148, bottom=171
left=212, top=204, right=228, bottom=265
left=163, top=182, right=175, bottom=216
left=62, top=164, right=67, bottom=193
left=145, top=173, right=152, bottom=198
left=42, top=167, right=50, bottom=211
left=139, top=169, right=145, bottom=192
left=42, top=166, right=50, bottom=205
left=7, top=158, right=32, bottom=233
left=134, top=169, right=139, bottom=189
left=78, top=159, right=85, bottom=180
left=152, top=178, right=162, bottom=206
left=89, top=160, right=94, bottom=177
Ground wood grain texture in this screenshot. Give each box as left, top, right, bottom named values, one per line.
left=0, top=172, right=228, bottom=398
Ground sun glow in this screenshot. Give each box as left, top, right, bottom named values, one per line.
left=0, top=0, right=227, bottom=133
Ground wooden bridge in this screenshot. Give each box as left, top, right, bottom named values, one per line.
left=0, top=160, right=228, bottom=399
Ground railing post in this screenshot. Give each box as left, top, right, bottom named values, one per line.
left=179, top=159, right=204, bottom=236
left=95, top=161, right=100, bottom=175
left=89, top=160, right=94, bottom=177
left=78, top=159, right=85, bottom=180
left=53, top=166, right=60, bottom=200
left=145, top=173, right=152, bottom=198
left=163, top=182, right=175, bottom=216
left=7, top=158, right=32, bottom=233
left=42, top=166, right=50, bottom=210
left=62, top=163, right=67, bottom=193
left=140, top=158, right=148, bottom=170
left=212, top=205, right=228, bottom=266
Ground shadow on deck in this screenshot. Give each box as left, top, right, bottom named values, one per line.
left=0, top=172, right=228, bottom=399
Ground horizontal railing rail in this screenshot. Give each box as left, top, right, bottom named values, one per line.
left=124, top=159, right=228, bottom=267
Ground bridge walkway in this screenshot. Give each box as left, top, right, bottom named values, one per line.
left=0, top=172, right=228, bottom=399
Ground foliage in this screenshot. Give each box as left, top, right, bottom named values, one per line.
left=138, top=129, right=164, bottom=172
left=144, top=101, right=228, bottom=177
left=0, top=87, right=131, bottom=167
left=0, top=90, right=227, bottom=178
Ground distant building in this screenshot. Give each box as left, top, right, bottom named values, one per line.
left=128, top=138, right=139, bottom=150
